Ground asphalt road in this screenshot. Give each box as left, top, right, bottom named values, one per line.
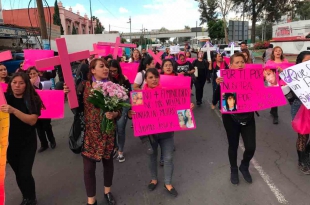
left=5, top=61, right=310, bottom=205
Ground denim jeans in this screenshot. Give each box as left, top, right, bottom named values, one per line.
left=116, top=104, right=130, bottom=152
left=149, top=132, right=174, bottom=185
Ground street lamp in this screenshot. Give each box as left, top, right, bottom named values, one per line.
left=127, top=17, right=131, bottom=42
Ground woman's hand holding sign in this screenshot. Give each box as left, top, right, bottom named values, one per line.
left=216, top=77, right=223, bottom=85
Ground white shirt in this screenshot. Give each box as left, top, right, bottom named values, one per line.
left=134, top=71, right=146, bottom=89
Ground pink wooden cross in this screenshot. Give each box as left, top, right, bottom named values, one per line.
left=98, top=37, right=137, bottom=59
left=0, top=51, right=12, bottom=105
left=35, top=38, right=90, bottom=109
left=148, top=49, right=163, bottom=65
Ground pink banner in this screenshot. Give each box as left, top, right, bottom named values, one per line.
left=265, top=61, right=295, bottom=69
left=0, top=83, right=64, bottom=118
left=186, top=58, right=196, bottom=63
left=120, top=63, right=139, bottom=83
left=24, top=50, right=55, bottom=71
left=0, top=51, right=12, bottom=62
left=220, top=68, right=287, bottom=113
left=245, top=64, right=262, bottom=69
left=160, top=75, right=191, bottom=88
left=131, top=88, right=195, bottom=137
left=37, top=90, right=65, bottom=119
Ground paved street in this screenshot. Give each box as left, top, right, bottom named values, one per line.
left=5, top=64, right=310, bottom=205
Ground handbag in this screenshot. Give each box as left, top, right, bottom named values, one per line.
left=69, top=110, right=85, bottom=154
left=231, top=112, right=255, bottom=126
left=292, top=105, right=310, bottom=134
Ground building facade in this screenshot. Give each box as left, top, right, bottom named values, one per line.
left=2, top=1, right=98, bottom=35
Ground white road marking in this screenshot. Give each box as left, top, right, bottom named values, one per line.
left=207, top=100, right=289, bottom=204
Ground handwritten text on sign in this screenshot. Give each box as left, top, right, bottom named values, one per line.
left=280, top=62, right=310, bottom=109
left=131, top=88, right=195, bottom=136
left=220, top=68, right=287, bottom=113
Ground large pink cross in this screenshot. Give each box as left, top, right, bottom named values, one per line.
left=98, top=37, right=137, bottom=59
left=35, top=38, right=90, bottom=109
left=148, top=49, right=163, bottom=65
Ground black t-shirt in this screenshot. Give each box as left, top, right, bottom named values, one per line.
left=193, top=59, right=209, bottom=79
left=6, top=94, right=41, bottom=145
left=174, top=61, right=194, bottom=76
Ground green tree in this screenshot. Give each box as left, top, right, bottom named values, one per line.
left=159, top=27, right=169, bottom=32
left=72, top=26, right=77, bottom=35
left=121, top=38, right=127, bottom=43
left=52, top=0, right=64, bottom=35
left=208, top=20, right=225, bottom=40
left=195, top=0, right=218, bottom=25
left=184, top=25, right=190, bottom=30
left=231, top=0, right=292, bottom=43
left=295, top=1, right=310, bottom=20
left=255, top=23, right=272, bottom=41
left=92, top=16, right=105, bottom=34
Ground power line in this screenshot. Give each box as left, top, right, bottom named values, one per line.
left=96, top=0, right=118, bottom=20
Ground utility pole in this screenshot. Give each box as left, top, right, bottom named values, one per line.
left=36, top=0, right=48, bottom=48
left=127, top=17, right=131, bottom=42
left=242, top=1, right=245, bottom=42
left=196, top=21, right=198, bottom=38
left=89, top=0, right=93, bottom=34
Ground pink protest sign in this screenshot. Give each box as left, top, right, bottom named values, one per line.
left=224, top=56, right=230, bottom=65
left=0, top=85, right=6, bottom=106
left=131, top=88, right=195, bottom=137
left=0, top=83, right=7, bottom=92
left=35, top=38, right=90, bottom=109
left=37, top=90, right=65, bottom=119
left=24, top=50, right=55, bottom=71
left=186, top=58, right=196, bottom=63
left=120, top=63, right=139, bottom=83
left=93, top=44, right=122, bottom=57
left=148, top=49, right=163, bottom=65
left=98, top=37, right=137, bottom=59
left=220, top=68, right=287, bottom=113
left=160, top=75, right=191, bottom=88
left=245, top=64, right=263, bottom=69
left=0, top=51, right=12, bottom=62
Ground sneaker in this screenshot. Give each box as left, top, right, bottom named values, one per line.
left=117, top=155, right=126, bottom=163
left=298, top=162, right=310, bottom=174
left=239, top=165, right=252, bottom=183
left=113, top=149, right=118, bottom=159
left=273, top=117, right=279, bottom=124
left=230, top=167, right=239, bottom=185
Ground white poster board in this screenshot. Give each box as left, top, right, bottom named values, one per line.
left=279, top=61, right=310, bottom=109
left=170, top=46, right=180, bottom=54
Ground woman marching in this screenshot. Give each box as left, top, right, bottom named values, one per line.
left=241, top=49, right=253, bottom=64
left=64, top=59, right=121, bottom=205
left=192, top=51, right=211, bottom=105
left=27, top=67, right=56, bottom=153
left=0, top=63, right=10, bottom=83
left=109, top=60, right=132, bottom=163
left=129, top=68, right=194, bottom=196
left=133, top=55, right=155, bottom=90
left=288, top=51, right=310, bottom=174
left=265, top=46, right=289, bottom=124
left=1, top=72, right=44, bottom=205
left=129, top=49, right=142, bottom=63
left=213, top=53, right=256, bottom=185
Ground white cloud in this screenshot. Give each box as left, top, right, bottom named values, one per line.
left=65, top=3, right=87, bottom=15
left=94, top=9, right=106, bottom=15
left=119, top=7, right=128, bottom=13
left=143, top=4, right=161, bottom=9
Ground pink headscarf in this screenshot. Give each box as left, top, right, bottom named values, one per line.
left=176, top=52, right=187, bottom=65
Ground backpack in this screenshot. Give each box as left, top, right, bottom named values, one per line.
left=139, top=71, right=145, bottom=88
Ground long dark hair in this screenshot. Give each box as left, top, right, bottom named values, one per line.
left=296, top=51, right=310, bottom=64
left=7, top=72, right=45, bottom=114
left=109, top=60, right=126, bottom=85
left=145, top=68, right=160, bottom=78
left=160, top=59, right=177, bottom=75
left=138, top=55, right=154, bottom=72
left=241, top=49, right=252, bottom=64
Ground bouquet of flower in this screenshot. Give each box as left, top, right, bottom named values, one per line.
left=88, top=81, right=131, bottom=133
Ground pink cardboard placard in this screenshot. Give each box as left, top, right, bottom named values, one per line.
left=0, top=85, right=6, bottom=106
left=186, top=58, right=196, bottom=63
left=160, top=75, right=191, bottom=88
left=0, top=83, right=7, bottom=92
left=0, top=51, right=12, bottom=62
left=98, top=37, right=137, bottom=59
left=130, top=88, right=195, bottom=137
left=120, top=63, right=139, bottom=84
left=37, top=90, right=64, bottom=119
left=220, top=68, right=287, bottom=113
left=24, top=50, right=55, bottom=71
left=35, top=38, right=90, bottom=109
left=245, top=64, right=263, bottom=69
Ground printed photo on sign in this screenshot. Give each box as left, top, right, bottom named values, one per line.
left=177, top=109, right=195, bottom=129
left=131, top=92, right=143, bottom=106
left=222, top=93, right=237, bottom=112
left=263, top=68, right=279, bottom=87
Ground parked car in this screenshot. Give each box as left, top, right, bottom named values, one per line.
left=2, top=52, right=24, bottom=74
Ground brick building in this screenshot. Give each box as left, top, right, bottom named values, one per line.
left=3, top=1, right=99, bottom=35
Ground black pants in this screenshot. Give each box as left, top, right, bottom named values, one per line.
left=194, top=78, right=206, bottom=103
left=83, top=154, right=114, bottom=197
left=222, top=114, right=256, bottom=168
left=270, top=107, right=278, bottom=118
left=7, top=139, right=37, bottom=200
left=36, top=119, right=55, bottom=147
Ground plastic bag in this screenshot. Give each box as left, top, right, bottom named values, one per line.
left=69, top=111, right=85, bottom=154
left=292, top=105, right=310, bottom=134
